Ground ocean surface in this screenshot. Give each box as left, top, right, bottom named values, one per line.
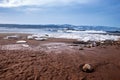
left=0, top=24, right=120, bottom=41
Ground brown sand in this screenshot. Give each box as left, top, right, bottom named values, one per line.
left=0, top=33, right=120, bottom=80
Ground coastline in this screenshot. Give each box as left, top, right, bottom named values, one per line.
left=0, top=33, right=120, bottom=80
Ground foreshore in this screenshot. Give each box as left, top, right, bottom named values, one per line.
left=0, top=33, right=120, bottom=80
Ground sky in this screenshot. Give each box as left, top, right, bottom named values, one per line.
left=0, top=0, right=120, bottom=27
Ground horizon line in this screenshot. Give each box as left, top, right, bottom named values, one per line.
left=0, top=23, right=118, bottom=28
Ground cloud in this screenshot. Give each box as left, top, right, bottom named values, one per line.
left=0, top=0, right=95, bottom=8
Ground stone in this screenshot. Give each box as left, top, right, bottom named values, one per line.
left=82, top=64, right=94, bottom=73
left=79, top=47, right=84, bottom=50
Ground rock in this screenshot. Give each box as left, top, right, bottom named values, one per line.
left=16, top=40, right=27, bottom=44
left=82, top=64, right=94, bottom=73
left=79, top=47, right=84, bottom=50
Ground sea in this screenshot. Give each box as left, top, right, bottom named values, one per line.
left=0, top=24, right=120, bottom=41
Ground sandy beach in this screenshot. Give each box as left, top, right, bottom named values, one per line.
left=0, top=0, right=120, bottom=79
left=0, top=33, right=120, bottom=80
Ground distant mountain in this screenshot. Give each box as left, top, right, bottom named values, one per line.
left=0, top=24, right=120, bottom=32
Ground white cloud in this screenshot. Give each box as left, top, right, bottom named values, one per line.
left=0, top=0, right=95, bottom=8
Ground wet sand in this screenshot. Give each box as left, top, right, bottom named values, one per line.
left=0, top=33, right=120, bottom=80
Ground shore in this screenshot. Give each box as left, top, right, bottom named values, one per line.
left=0, top=33, right=120, bottom=80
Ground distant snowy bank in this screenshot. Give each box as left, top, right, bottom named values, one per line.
left=32, top=31, right=120, bottom=42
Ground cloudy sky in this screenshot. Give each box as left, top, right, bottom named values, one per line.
left=0, top=0, right=120, bottom=27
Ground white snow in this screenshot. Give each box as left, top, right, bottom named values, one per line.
left=22, top=44, right=29, bottom=47
left=16, top=40, right=27, bottom=44
left=3, top=35, right=20, bottom=39
left=64, top=30, right=106, bottom=34
left=34, top=32, right=120, bottom=42
left=27, top=35, right=34, bottom=40
left=34, top=37, right=47, bottom=41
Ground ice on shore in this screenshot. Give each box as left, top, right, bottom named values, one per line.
left=34, top=37, right=47, bottom=41
left=27, top=34, right=49, bottom=41
left=24, top=30, right=120, bottom=42
left=16, top=40, right=27, bottom=44
left=50, top=33, right=119, bottom=41
left=22, top=44, right=29, bottom=47
left=64, top=30, right=106, bottom=34
left=4, top=35, right=20, bottom=39
left=1, top=44, right=29, bottom=50
left=31, top=32, right=120, bottom=42
left=27, top=35, right=34, bottom=40
left=77, top=34, right=120, bottom=42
